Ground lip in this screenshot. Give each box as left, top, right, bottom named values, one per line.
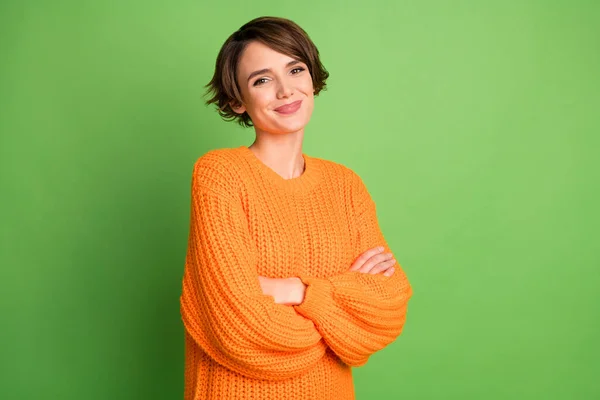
left=274, top=100, right=302, bottom=114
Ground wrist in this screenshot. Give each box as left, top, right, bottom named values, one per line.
left=285, top=277, right=306, bottom=306
left=259, top=276, right=306, bottom=306
left=275, top=277, right=306, bottom=306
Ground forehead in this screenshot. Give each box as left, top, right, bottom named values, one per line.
left=237, top=41, right=297, bottom=75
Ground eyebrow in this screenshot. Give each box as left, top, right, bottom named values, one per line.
left=246, top=60, right=303, bottom=83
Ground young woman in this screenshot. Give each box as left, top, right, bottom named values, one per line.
left=179, top=16, right=413, bottom=400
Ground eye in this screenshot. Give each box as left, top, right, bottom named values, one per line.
left=252, top=67, right=306, bottom=87
left=253, top=78, right=268, bottom=87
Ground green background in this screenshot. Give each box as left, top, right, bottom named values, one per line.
left=1, top=1, right=598, bottom=399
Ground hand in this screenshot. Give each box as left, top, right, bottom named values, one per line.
left=348, top=246, right=396, bottom=276
left=258, top=276, right=306, bottom=306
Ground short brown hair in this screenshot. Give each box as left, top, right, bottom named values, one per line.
left=204, top=16, right=329, bottom=128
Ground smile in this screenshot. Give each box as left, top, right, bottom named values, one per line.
left=274, top=100, right=302, bottom=115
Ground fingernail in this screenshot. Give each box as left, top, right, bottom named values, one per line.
left=378, top=246, right=384, bottom=251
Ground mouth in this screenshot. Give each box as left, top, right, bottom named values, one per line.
left=274, top=100, right=302, bottom=115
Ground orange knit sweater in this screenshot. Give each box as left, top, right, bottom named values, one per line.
left=179, top=146, right=413, bottom=400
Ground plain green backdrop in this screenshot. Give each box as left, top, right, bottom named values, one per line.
left=1, top=1, right=599, bottom=399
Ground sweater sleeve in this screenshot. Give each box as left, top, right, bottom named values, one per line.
left=292, top=170, right=413, bottom=367
left=179, top=158, right=326, bottom=381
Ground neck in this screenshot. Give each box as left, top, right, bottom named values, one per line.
left=249, top=129, right=306, bottom=180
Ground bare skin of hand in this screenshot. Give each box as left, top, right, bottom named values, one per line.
left=348, top=246, right=396, bottom=276
left=258, top=276, right=305, bottom=306
left=258, top=246, right=395, bottom=305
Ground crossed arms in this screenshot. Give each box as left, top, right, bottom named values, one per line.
left=180, top=160, right=413, bottom=381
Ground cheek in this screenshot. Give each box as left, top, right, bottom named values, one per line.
left=251, top=91, right=274, bottom=111
left=304, top=98, right=315, bottom=116
left=301, top=76, right=314, bottom=93
left=303, top=83, right=315, bottom=107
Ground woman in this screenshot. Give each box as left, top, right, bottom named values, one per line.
left=180, top=16, right=413, bottom=400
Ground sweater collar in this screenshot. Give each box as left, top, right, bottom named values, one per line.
left=237, top=145, right=323, bottom=194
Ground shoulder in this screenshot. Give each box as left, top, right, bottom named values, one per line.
left=310, top=155, right=366, bottom=190
left=312, top=156, right=375, bottom=216
left=190, top=147, right=244, bottom=196
left=193, top=147, right=239, bottom=170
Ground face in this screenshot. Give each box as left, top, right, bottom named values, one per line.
left=232, top=41, right=315, bottom=135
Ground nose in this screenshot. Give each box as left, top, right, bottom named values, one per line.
left=276, top=78, right=294, bottom=99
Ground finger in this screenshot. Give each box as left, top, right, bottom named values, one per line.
left=368, top=258, right=396, bottom=275
left=383, top=267, right=395, bottom=277
left=348, top=246, right=385, bottom=271
left=357, top=252, right=394, bottom=274
left=358, top=252, right=393, bottom=274
left=369, top=258, right=397, bottom=275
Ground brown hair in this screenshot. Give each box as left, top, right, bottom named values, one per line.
left=204, top=16, right=329, bottom=128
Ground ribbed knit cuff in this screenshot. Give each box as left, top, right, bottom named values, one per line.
left=293, top=275, right=334, bottom=325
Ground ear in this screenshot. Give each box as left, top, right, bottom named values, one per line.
left=230, top=100, right=246, bottom=114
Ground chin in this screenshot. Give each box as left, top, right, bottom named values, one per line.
left=258, top=114, right=311, bottom=135
left=275, top=118, right=310, bottom=134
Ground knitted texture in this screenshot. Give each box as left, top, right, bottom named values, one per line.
left=179, top=146, right=413, bottom=400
